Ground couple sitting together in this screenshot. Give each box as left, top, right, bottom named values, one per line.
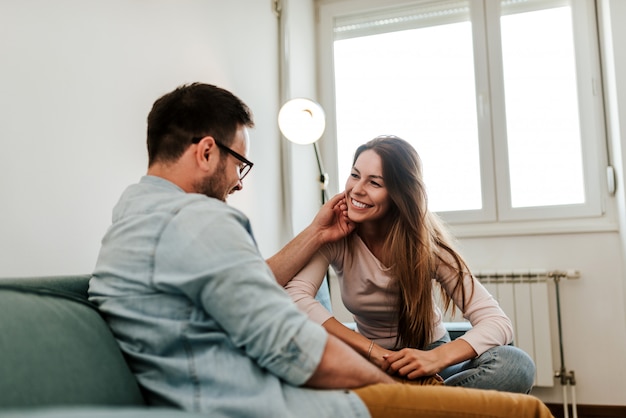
left=88, top=82, right=553, bottom=417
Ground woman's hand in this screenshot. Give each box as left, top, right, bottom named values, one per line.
left=381, top=339, right=477, bottom=380
left=380, top=348, right=442, bottom=379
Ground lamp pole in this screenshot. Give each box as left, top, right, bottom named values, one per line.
left=314, top=141, right=329, bottom=204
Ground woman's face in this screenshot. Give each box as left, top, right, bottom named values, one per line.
left=344, top=149, right=391, bottom=224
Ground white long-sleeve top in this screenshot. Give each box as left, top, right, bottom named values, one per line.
left=285, top=234, right=513, bottom=356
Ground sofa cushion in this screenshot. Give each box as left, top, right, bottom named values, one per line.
left=0, top=407, right=209, bottom=418
left=0, top=276, right=145, bottom=407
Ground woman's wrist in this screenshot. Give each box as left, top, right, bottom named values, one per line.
left=367, top=343, right=393, bottom=367
left=432, top=339, right=477, bottom=370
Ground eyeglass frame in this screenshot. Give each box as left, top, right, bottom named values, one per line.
left=191, top=136, right=254, bottom=180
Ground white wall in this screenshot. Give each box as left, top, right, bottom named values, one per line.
left=279, top=0, right=324, bottom=235
left=0, top=0, right=286, bottom=276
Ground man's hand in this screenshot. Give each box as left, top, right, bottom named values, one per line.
left=267, top=192, right=354, bottom=286
left=311, top=192, right=355, bottom=243
left=305, top=334, right=396, bottom=389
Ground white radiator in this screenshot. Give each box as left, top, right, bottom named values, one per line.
left=475, top=270, right=556, bottom=387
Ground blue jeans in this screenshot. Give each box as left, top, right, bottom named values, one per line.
left=426, top=332, right=536, bottom=394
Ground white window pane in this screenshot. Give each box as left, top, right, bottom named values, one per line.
left=500, top=5, right=585, bottom=208
left=333, top=17, right=481, bottom=212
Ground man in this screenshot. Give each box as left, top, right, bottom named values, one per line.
left=89, top=82, right=553, bottom=417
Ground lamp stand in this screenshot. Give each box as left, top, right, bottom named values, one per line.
left=313, top=142, right=329, bottom=204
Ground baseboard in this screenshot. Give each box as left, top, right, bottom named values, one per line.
left=545, top=403, right=626, bottom=418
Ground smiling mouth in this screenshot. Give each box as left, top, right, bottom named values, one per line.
left=351, top=198, right=372, bottom=209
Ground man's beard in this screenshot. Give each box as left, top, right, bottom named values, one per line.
left=195, top=158, right=230, bottom=201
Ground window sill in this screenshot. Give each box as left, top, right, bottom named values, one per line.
left=447, top=216, right=619, bottom=238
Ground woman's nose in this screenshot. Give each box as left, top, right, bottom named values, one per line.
left=351, top=180, right=365, bottom=194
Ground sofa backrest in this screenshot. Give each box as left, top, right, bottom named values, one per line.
left=0, top=275, right=146, bottom=408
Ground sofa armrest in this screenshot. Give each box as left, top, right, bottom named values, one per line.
left=0, top=276, right=145, bottom=408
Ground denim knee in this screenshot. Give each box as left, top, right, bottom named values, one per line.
left=443, top=345, right=536, bottom=394
left=493, top=345, right=536, bottom=393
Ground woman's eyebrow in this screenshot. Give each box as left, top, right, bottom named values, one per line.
left=353, top=166, right=384, bottom=180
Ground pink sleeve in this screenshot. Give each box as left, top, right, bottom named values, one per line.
left=284, top=252, right=334, bottom=325
left=436, top=253, right=514, bottom=355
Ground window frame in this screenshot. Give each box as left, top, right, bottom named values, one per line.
left=316, top=0, right=614, bottom=236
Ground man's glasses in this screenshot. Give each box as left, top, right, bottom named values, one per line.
left=192, top=137, right=254, bottom=180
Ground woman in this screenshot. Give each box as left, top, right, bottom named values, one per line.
left=283, top=135, right=535, bottom=393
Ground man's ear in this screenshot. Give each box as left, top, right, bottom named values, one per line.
left=193, top=135, right=217, bottom=169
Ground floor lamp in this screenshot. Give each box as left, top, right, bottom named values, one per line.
left=278, top=98, right=332, bottom=308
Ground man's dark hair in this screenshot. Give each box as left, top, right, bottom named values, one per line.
left=147, top=83, right=254, bottom=166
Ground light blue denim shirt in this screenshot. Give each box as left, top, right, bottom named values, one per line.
left=89, top=176, right=369, bottom=418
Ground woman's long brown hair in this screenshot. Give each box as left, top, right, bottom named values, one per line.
left=352, top=136, right=473, bottom=349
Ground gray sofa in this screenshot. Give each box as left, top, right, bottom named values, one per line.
left=0, top=275, right=206, bottom=417
left=0, top=275, right=472, bottom=417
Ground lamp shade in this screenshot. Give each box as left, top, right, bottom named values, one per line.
left=278, top=98, right=326, bottom=144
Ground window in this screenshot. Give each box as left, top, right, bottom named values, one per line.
left=318, top=0, right=608, bottom=231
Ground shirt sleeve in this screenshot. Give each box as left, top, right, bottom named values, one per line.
left=435, top=251, right=514, bottom=355
left=284, top=252, right=334, bottom=325
left=153, top=200, right=328, bottom=386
